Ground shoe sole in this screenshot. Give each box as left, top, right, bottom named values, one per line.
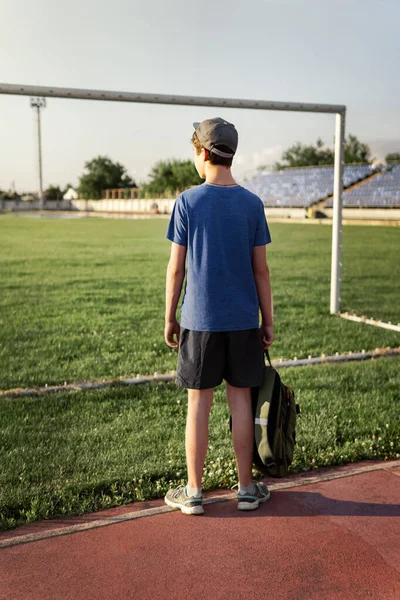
left=164, top=496, right=204, bottom=515
left=237, top=489, right=271, bottom=510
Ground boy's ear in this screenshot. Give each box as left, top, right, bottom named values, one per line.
left=203, top=148, right=210, bottom=162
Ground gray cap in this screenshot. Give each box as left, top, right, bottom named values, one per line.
left=193, top=117, right=238, bottom=158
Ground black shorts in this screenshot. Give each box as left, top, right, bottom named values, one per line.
left=176, top=327, right=264, bottom=389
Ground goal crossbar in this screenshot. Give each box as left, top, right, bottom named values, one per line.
left=0, top=82, right=346, bottom=314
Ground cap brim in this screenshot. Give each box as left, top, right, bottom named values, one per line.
left=193, top=122, right=200, bottom=129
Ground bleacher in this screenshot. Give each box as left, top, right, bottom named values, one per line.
left=325, top=165, right=400, bottom=208
left=245, top=165, right=374, bottom=207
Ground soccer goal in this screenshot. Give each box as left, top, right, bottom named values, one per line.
left=0, top=82, right=346, bottom=315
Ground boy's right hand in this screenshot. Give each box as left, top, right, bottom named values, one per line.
left=165, top=319, right=181, bottom=349
left=259, top=324, right=274, bottom=350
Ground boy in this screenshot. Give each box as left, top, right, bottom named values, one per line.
left=164, top=117, right=274, bottom=515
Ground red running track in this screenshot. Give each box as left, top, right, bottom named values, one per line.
left=1, top=460, right=400, bottom=600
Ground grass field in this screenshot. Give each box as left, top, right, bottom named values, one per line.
left=0, top=214, right=399, bottom=531
left=0, top=215, right=399, bottom=389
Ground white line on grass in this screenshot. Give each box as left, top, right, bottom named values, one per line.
left=1, top=347, right=399, bottom=399
left=339, top=312, right=400, bottom=332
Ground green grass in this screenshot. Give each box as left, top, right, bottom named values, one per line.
left=0, top=215, right=399, bottom=390
left=0, top=356, right=399, bottom=532
left=0, top=214, right=399, bottom=532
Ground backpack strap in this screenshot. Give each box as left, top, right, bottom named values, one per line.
left=264, top=349, right=273, bottom=367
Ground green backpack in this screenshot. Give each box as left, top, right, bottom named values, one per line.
left=229, top=350, right=301, bottom=478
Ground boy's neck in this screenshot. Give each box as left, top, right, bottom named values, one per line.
left=205, top=165, right=237, bottom=187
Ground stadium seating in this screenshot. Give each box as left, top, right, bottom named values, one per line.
left=325, top=165, right=400, bottom=207
left=245, top=165, right=373, bottom=207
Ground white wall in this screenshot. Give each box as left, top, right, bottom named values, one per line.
left=0, top=198, right=175, bottom=213
left=324, top=208, right=400, bottom=221
left=2, top=198, right=400, bottom=222
left=71, top=198, right=175, bottom=213
left=264, top=207, right=307, bottom=219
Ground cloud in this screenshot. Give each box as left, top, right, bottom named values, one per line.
left=233, top=145, right=283, bottom=181
left=368, top=139, right=400, bottom=161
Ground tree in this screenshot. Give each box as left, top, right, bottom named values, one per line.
left=343, top=134, right=371, bottom=164
left=273, top=138, right=334, bottom=170
left=271, top=135, right=372, bottom=170
left=140, top=159, right=202, bottom=197
left=2, top=190, right=20, bottom=200
left=78, top=156, right=136, bottom=200
left=385, top=152, right=400, bottom=163
left=44, top=185, right=63, bottom=200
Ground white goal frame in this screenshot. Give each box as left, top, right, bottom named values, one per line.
left=0, top=82, right=346, bottom=314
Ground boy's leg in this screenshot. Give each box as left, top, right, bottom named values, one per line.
left=226, top=382, right=253, bottom=488
left=186, top=387, right=214, bottom=489
left=223, top=329, right=264, bottom=488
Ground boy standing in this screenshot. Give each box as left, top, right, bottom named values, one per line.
left=164, top=118, right=274, bottom=515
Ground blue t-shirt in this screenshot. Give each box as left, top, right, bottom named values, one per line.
left=165, top=183, right=271, bottom=332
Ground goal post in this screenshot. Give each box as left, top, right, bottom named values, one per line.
left=0, top=82, right=346, bottom=315
left=331, top=112, right=346, bottom=314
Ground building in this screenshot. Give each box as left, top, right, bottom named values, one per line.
left=63, top=187, right=79, bottom=200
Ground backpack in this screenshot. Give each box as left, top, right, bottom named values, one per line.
left=229, top=350, right=300, bottom=478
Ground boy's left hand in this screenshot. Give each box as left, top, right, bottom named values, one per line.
left=165, top=319, right=180, bottom=348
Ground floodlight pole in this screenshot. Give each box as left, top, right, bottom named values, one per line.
left=30, top=97, right=46, bottom=210
left=1, top=83, right=347, bottom=314
left=330, top=112, right=346, bottom=314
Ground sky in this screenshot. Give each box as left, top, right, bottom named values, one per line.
left=1, top=0, right=399, bottom=193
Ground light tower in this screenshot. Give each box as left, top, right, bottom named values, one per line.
left=30, top=97, right=46, bottom=210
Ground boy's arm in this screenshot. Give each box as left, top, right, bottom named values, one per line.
left=165, top=242, right=187, bottom=347
left=252, top=245, right=274, bottom=349
left=252, top=245, right=273, bottom=325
